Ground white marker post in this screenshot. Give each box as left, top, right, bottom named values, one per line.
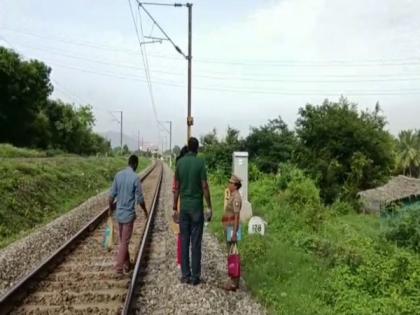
left=232, top=152, right=252, bottom=222
left=248, top=216, right=267, bottom=236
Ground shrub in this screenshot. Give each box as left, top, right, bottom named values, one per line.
left=284, top=176, right=325, bottom=229
left=275, top=163, right=306, bottom=190
left=384, top=205, right=420, bottom=252
left=330, top=200, right=355, bottom=215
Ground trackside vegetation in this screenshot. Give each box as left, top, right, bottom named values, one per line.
left=0, top=155, right=149, bottom=248
left=203, top=99, right=420, bottom=315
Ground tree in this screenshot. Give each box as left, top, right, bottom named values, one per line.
left=172, top=145, right=181, bottom=157
left=294, top=98, right=395, bottom=203
left=244, top=116, right=296, bottom=173
left=0, top=47, right=111, bottom=155
left=395, top=130, right=420, bottom=177
left=35, top=99, right=110, bottom=155
left=0, top=47, right=53, bottom=146
left=122, top=144, right=130, bottom=155
left=200, top=127, right=243, bottom=175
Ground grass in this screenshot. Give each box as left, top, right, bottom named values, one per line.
left=0, top=154, right=150, bottom=248
left=0, top=144, right=46, bottom=158
left=208, top=174, right=420, bottom=315
left=208, top=176, right=331, bottom=314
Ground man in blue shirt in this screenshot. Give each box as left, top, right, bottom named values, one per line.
left=109, top=155, right=147, bottom=275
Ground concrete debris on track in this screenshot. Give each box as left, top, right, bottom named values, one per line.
left=134, top=165, right=266, bottom=315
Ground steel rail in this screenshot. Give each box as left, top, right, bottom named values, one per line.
left=121, top=160, right=163, bottom=314
left=0, top=161, right=158, bottom=315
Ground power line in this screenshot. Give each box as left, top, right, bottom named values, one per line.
left=45, top=60, right=420, bottom=88
left=46, top=61, right=420, bottom=96
left=137, top=2, right=187, bottom=59
left=7, top=38, right=420, bottom=83
left=128, top=0, right=166, bottom=146
left=4, top=28, right=420, bottom=67
left=51, top=78, right=89, bottom=105
left=7, top=35, right=420, bottom=97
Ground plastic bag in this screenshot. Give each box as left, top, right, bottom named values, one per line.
left=103, top=216, right=115, bottom=251
left=227, top=243, right=241, bottom=278
left=226, top=224, right=242, bottom=242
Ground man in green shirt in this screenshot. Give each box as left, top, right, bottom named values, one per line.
left=173, top=137, right=212, bottom=285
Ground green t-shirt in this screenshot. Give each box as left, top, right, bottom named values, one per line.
left=175, top=152, right=208, bottom=212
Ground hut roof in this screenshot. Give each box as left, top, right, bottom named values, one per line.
left=358, top=175, right=420, bottom=205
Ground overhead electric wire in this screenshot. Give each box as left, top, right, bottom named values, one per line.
left=136, top=1, right=187, bottom=59
left=4, top=29, right=420, bottom=97
left=4, top=28, right=420, bottom=67
left=44, top=61, right=420, bottom=96
left=51, top=78, right=89, bottom=105
left=128, top=0, right=168, bottom=144
left=4, top=36, right=420, bottom=84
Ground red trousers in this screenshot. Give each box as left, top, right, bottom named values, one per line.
left=115, top=222, right=134, bottom=273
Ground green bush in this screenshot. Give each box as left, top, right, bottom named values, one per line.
left=249, top=162, right=264, bottom=181
left=275, top=163, right=306, bottom=190
left=325, top=249, right=420, bottom=315
left=0, top=156, right=149, bottom=248
left=284, top=176, right=326, bottom=229
left=0, top=144, right=46, bottom=158
left=384, top=205, right=420, bottom=252
left=330, top=200, right=355, bottom=215
left=208, top=169, right=420, bottom=315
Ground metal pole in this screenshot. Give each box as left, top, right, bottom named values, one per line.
left=169, top=121, right=172, bottom=157
left=137, top=130, right=140, bottom=154
left=120, top=111, right=123, bottom=154
left=187, top=3, right=193, bottom=140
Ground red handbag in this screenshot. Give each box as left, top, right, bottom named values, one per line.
left=227, top=244, right=241, bottom=278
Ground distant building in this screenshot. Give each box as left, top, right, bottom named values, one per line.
left=358, top=175, right=420, bottom=214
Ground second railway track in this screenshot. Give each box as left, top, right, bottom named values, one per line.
left=0, top=161, right=163, bottom=315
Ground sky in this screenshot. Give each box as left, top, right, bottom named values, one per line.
left=1, top=0, right=419, bottom=150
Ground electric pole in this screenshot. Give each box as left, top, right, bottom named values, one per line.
left=137, top=130, right=140, bottom=154
left=136, top=2, right=193, bottom=141
left=110, top=110, right=123, bottom=154
left=187, top=3, right=193, bottom=140
left=159, top=120, right=173, bottom=165
left=169, top=121, right=172, bottom=157
left=120, top=111, right=123, bottom=154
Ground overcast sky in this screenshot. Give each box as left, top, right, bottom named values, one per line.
left=1, top=0, right=419, bottom=150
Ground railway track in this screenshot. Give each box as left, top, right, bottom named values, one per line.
left=0, top=161, right=163, bottom=315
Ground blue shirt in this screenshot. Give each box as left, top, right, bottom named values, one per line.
left=109, top=167, right=145, bottom=223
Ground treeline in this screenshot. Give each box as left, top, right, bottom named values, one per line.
left=200, top=98, right=417, bottom=204
left=0, top=46, right=110, bottom=155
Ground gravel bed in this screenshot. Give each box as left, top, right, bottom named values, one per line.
left=135, top=165, right=266, bottom=315
left=0, top=168, right=149, bottom=297
left=7, top=165, right=160, bottom=314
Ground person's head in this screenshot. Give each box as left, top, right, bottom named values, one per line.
left=228, top=174, right=242, bottom=192
left=128, top=154, right=139, bottom=171
left=188, top=137, right=199, bottom=154
left=176, top=145, right=189, bottom=163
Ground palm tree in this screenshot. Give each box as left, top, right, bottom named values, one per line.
left=396, top=130, right=420, bottom=177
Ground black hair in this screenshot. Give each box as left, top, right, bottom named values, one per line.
left=176, top=145, right=188, bottom=163
left=235, top=182, right=242, bottom=190
left=128, top=155, right=139, bottom=168
left=188, top=137, right=199, bottom=153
